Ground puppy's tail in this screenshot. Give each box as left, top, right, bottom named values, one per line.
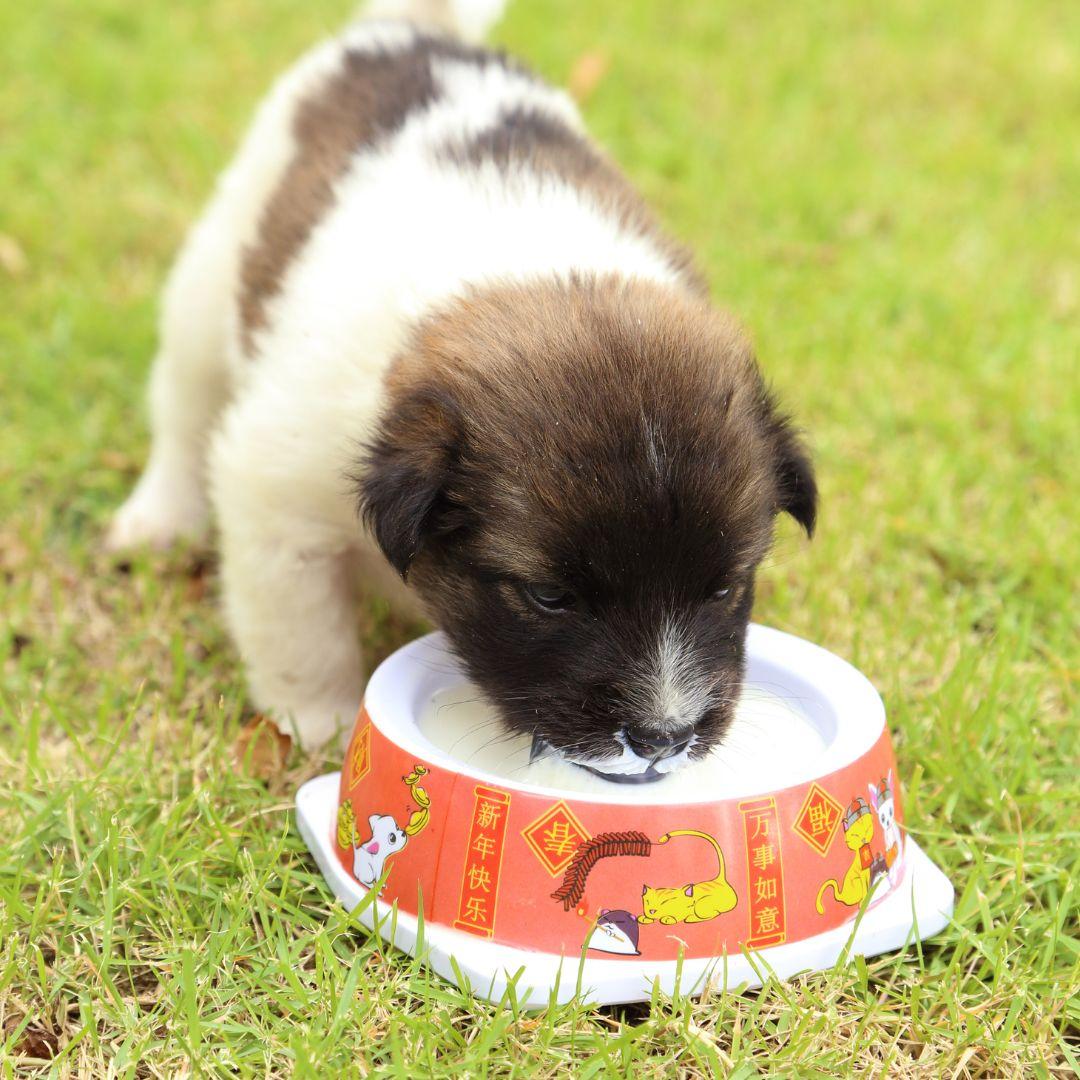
left=359, top=0, right=508, bottom=42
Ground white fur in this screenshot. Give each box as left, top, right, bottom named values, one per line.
left=111, top=6, right=691, bottom=747
left=615, top=620, right=717, bottom=750
left=651, top=623, right=716, bottom=726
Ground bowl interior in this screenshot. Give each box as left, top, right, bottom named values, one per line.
left=362, top=624, right=885, bottom=805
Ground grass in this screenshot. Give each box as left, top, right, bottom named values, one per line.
left=1, top=0, right=1077, bottom=1074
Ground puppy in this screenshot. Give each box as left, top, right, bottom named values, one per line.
left=109, top=0, right=816, bottom=779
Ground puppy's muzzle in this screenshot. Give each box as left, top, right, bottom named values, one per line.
left=529, top=724, right=698, bottom=786
left=623, top=723, right=694, bottom=761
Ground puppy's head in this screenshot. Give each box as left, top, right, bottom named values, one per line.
left=359, top=277, right=815, bottom=780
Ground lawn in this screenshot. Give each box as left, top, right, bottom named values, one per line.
left=1, top=0, right=1077, bottom=1074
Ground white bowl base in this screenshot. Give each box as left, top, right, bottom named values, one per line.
left=297, top=772, right=954, bottom=1008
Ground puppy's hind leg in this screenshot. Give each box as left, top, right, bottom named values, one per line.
left=108, top=213, right=235, bottom=551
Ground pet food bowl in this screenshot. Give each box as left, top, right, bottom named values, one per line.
left=297, top=625, right=953, bottom=1007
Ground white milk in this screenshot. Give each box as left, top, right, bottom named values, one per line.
left=418, top=682, right=827, bottom=798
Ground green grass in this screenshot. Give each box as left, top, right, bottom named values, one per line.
left=1, top=0, right=1077, bottom=1074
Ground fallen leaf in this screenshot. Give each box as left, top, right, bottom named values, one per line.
left=568, top=49, right=609, bottom=104
left=233, top=714, right=292, bottom=778
left=15, top=1025, right=60, bottom=1062
left=99, top=449, right=137, bottom=472
left=185, top=554, right=214, bottom=602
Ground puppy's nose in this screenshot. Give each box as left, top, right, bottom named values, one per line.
left=624, top=724, right=694, bottom=760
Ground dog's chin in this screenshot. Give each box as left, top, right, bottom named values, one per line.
left=525, top=701, right=736, bottom=787
left=530, top=732, right=700, bottom=786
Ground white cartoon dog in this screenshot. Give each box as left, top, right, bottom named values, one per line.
left=352, top=813, right=409, bottom=890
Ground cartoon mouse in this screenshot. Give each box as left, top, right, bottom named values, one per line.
left=587, top=909, right=641, bottom=956
left=352, top=814, right=408, bottom=890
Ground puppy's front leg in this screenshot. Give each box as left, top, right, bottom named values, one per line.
left=211, top=403, right=366, bottom=750
left=222, top=532, right=363, bottom=748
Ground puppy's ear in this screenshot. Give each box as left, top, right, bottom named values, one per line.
left=761, top=393, right=818, bottom=537
left=357, top=383, right=463, bottom=578
left=774, top=422, right=817, bottom=537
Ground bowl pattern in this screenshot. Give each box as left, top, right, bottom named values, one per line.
left=334, top=707, right=906, bottom=961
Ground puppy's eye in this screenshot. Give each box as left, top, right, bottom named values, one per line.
left=522, top=582, right=577, bottom=612
left=710, top=587, right=731, bottom=602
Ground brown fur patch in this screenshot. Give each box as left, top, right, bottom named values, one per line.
left=384, top=277, right=772, bottom=575
left=440, top=109, right=709, bottom=296
left=238, top=34, right=510, bottom=353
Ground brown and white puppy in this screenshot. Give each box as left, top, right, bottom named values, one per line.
left=109, top=0, right=816, bottom=780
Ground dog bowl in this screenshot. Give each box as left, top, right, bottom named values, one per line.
left=297, top=625, right=953, bottom=1007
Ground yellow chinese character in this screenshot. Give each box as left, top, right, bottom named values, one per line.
left=467, top=864, right=492, bottom=892
left=754, top=877, right=778, bottom=902
left=808, top=802, right=833, bottom=836
left=472, top=834, right=497, bottom=859
left=752, top=814, right=771, bottom=840
left=541, top=819, right=580, bottom=858
left=476, top=799, right=503, bottom=830
left=752, top=843, right=776, bottom=871
left=755, top=906, right=780, bottom=935
left=463, top=895, right=488, bottom=923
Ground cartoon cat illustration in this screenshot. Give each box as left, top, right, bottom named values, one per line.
left=815, top=797, right=877, bottom=912
left=638, top=829, right=738, bottom=925
left=587, top=909, right=641, bottom=955
left=352, top=813, right=408, bottom=890
left=868, top=771, right=902, bottom=887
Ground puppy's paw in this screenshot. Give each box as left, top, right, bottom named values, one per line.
left=274, top=702, right=361, bottom=753
left=106, top=473, right=207, bottom=552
